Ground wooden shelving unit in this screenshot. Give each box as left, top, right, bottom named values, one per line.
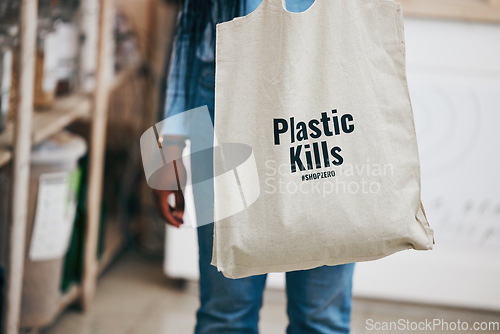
left=0, top=0, right=128, bottom=332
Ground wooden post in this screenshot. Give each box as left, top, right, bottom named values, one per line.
left=81, top=0, right=113, bottom=310
left=4, top=0, right=38, bottom=333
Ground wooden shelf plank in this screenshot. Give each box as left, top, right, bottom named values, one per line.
left=399, top=0, right=500, bottom=23
left=0, top=93, right=91, bottom=168
left=31, top=94, right=92, bottom=144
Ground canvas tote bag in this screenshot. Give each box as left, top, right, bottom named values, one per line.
left=212, top=0, right=434, bottom=279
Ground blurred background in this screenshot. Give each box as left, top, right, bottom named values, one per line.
left=0, top=0, right=499, bottom=333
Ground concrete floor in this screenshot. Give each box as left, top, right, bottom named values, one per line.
left=39, top=249, right=500, bottom=334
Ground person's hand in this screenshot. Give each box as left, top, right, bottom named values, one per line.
left=152, top=139, right=187, bottom=228
left=154, top=189, right=185, bottom=228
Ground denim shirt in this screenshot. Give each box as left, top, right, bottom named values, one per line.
left=162, top=0, right=315, bottom=136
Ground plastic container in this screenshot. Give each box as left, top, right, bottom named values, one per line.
left=20, top=131, right=86, bottom=328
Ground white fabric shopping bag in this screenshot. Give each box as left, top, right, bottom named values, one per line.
left=213, top=0, right=434, bottom=278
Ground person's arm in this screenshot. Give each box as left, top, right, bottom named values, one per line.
left=154, top=37, right=189, bottom=228
left=153, top=140, right=186, bottom=228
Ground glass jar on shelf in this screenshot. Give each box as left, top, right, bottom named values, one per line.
left=0, top=24, right=17, bottom=131
left=0, top=33, right=13, bottom=133
left=78, top=0, right=98, bottom=93
left=38, top=0, right=81, bottom=96
left=54, top=20, right=79, bottom=95
left=34, top=17, right=59, bottom=109
left=54, top=0, right=80, bottom=96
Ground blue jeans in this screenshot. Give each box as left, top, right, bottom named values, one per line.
left=197, top=224, right=354, bottom=334
left=184, top=59, right=355, bottom=334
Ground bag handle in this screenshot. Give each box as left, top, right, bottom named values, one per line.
left=265, top=0, right=319, bottom=15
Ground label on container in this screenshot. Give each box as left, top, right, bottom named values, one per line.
left=42, top=32, right=60, bottom=92
left=29, top=171, right=79, bottom=261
